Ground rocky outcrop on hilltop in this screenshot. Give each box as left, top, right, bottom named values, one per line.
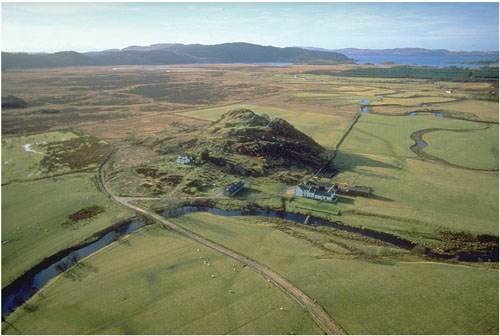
left=203, top=109, right=325, bottom=175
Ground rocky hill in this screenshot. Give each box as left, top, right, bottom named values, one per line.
left=149, top=109, right=326, bottom=177
left=202, top=109, right=325, bottom=175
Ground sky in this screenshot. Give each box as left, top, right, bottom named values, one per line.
left=1, top=2, right=499, bottom=53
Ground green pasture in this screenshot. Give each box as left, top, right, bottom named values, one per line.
left=2, top=131, right=79, bottom=183
left=178, top=103, right=349, bottom=148
left=168, top=212, right=498, bottom=335
left=333, top=151, right=498, bottom=236
left=431, top=100, right=500, bottom=122
left=340, top=113, right=487, bottom=158
left=423, top=125, right=499, bottom=169
left=286, top=196, right=343, bottom=217
left=335, top=113, right=498, bottom=237
left=3, top=225, right=322, bottom=335
left=1, top=174, right=134, bottom=286
left=370, top=96, right=457, bottom=107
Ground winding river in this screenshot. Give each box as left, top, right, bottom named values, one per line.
left=3, top=205, right=498, bottom=320
left=2, top=220, right=144, bottom=319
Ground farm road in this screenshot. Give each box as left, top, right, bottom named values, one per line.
left=98, top=152, right=345, bottom=335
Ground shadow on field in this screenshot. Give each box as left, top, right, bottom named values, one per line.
left=370, top=194, right=395, bottom=202
left=238, top=187, right=261, bottom=197
left=335, top=196, right=355, bottom=205
left=334, top=152, right=399, bottom=171
left=63, top=261, right=99, bottom=282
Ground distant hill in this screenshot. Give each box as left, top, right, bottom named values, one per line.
left=2, top=43, right=351, bottom=70
left=297, top=47, right=499, bottom=57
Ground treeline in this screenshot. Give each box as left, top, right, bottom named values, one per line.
left=305, top=65, right=499, bottom=81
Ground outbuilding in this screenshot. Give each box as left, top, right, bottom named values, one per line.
left=224, top=181, right=244, bottom=197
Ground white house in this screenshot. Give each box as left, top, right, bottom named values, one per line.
left=176, top=156, right=191, bottom=164
left=294, top=182, right=337, bottom=202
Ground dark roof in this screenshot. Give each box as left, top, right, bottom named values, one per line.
left=225, top=181, right=244, bottom=195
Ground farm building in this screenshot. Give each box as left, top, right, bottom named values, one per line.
left=224, top=181, right=244, bottom=197
left=336, top=183, right=373, bottom=197
left=176, top=156, right=191, bottom=164
left=294, top=182, right=338, bottom=202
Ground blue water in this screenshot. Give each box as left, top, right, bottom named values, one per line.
left=231, top=62, right=293, bottom=66
left=435, top=113, right=443, bottom=118
left=348, top=54, right=498, bottom=68
left=409, top=112, right=417, bottom=116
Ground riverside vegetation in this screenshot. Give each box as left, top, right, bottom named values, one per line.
left=1, top=62, right=498, bottom=334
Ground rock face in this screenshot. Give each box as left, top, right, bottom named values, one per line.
left=206, top=109, right=325, bottom=173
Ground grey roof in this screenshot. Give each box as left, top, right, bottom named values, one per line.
left=225, top=181, right=244, bottom=195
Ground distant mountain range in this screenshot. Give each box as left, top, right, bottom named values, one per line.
left=1, top=43, right=351, bottom=70
left=297, top=47, right=499, bottom=57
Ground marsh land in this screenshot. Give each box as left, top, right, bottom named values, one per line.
left=1, top=62, right=498, bottom=334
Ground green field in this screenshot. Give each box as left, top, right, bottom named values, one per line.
left=370, top=96, right=457, bottom=106
left=431, top=100, right=500, bottom=122
left=1, top=131, right=79, bottom=183
left=2, top=225, right=322, bottom=335
left=1, top=174, right=134, bottom=286
left=331, top=112, right=498, bottom=238
left=340, top=113, right=487, bottom=158
left=2, top=66, right=498, bottom=335
left=423, top=125, right=499, bottom=169
left=177, top=103, right=349, bottom=148
left=166, top=212, right=498, bottom=334
left=2, top=131, right=112, bottom=184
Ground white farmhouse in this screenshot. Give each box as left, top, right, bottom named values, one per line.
left=294, top=182, right=338, bottom=202
left=176, top=156, right=191, bottom=164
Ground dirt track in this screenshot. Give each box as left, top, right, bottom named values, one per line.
left=98, top=151, right=345, bottom=335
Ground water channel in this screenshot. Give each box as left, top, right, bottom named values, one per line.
left=3, top=205, right=498, bottom=320
left=2, top=220, right=144, bottom=319
left=163, top=207, right=498, bottom=263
